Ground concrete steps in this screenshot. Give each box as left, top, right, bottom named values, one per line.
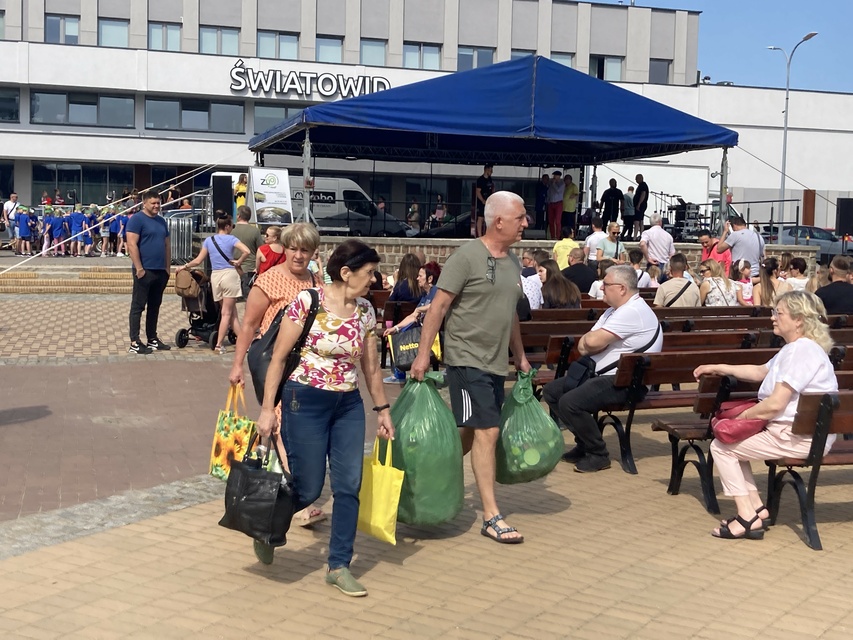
left=0, top=265, right=176, bottom=294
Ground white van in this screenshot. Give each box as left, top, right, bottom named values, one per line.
left=210, top=172, right=412, bottom=237
left=288, top=177, right=413, bottom=238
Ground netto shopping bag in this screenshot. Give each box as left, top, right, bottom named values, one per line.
left=390, top=372, right=464, bottom=525
left=496, top=369, right=563, bottom=484
left=209, top=385, right=257, bottom=481
left=218, top=433, right=296, bottom=547
left=357, top=438, right=404, bottom=545
left=387, top=327, right=441, bottom=372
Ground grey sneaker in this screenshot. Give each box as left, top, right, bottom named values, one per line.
left=325, top=567, right=367, bottom=597
left=253, top=540, right=274, bottom=565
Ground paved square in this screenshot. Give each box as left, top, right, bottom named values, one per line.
left=2, top=293, right=853, bottom=638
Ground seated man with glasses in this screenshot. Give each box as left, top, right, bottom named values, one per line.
left=543, top=265, right=662, bottom=472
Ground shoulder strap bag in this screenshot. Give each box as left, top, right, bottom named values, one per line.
left=665, top=280, right=693, bottom=307
left=247, top=288, right=320, bottom=406
left=211, top=235, right=243, bottom=276
left=562, top=321, right=661, bottom=390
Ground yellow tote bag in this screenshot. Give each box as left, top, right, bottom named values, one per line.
left=209, top=385, right=256, bottom=481
left=357, top=438, right=404, bottom=545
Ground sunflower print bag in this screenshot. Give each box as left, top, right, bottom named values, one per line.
left=210, top=385, right=257, bottom=481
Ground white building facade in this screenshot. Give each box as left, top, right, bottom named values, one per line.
left=0, top=0, right=849, bottom=228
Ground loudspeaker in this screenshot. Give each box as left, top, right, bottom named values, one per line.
left=837, top=198, right=853, bottom=237
left=212, top=176, right=234, bottom=217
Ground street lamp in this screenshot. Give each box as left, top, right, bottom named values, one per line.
left=768, top=31, right=817, bottom=223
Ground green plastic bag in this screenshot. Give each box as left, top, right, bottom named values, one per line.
left=496, top=369, right=563, bottom=484
left=388, top=372, right=464, bottom=526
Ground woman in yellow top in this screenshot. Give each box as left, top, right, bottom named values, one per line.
left=234, top=173, right=248, bottom=208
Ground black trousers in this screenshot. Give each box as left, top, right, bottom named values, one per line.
left=128, top=269, right=169, bottom=343
left=543, top=374, right=630, bottom=457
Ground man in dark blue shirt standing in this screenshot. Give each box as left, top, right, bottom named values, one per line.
left=126, top=190, right=171, bottom=354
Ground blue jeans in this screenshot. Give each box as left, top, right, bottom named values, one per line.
left=280, top=381, right=365, bottom=569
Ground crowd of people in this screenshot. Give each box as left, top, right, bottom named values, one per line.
left=9, top=181, right=849, bottom=595
left=2, top=191, right=139, bottom=258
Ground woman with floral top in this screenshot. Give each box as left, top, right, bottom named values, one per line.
left=256, top=239, right=395, bottom=598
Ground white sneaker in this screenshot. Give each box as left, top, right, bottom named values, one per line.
left=116, top=252, right=124, bottom=257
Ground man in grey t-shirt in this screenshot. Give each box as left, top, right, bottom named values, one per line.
left=716, top=215, right=764, bottom=278
left=230, top=205, right=263, bottom=295
left=411, top=191, right=531, bottom=544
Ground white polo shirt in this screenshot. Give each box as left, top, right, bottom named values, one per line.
left=589, top=294, right=662, bottom=374
left=640, top=225, right=675, bottom=265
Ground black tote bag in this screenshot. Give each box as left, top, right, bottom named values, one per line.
left=218, top=434, right=296, bottom=547
left=247, top=288, right=319, bottom=405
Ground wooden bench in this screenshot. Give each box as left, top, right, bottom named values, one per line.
left=599, top=349, right=793, bottom=475
left=530, top=308, right=602, bottom=322
left=652, top=306, right=770, bottom=319
left=682, top=314, right=848, bottom=333
left=651, top=374, right=748, bottom=514
left=765, top=390, right=853, bottom=550
left=650, top=370, right=853, bottom=522
left=365, top=289, right=391, bottom=317
left=757, top=327, right=853, bottom=349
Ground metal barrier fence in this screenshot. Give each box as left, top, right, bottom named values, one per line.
left=168, top=217, right=194, bottom=264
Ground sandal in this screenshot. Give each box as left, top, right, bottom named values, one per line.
left=295, top=507, right=327, bottom=527
left=756, top=505, right=772, bottom=529
left=712, top=514, right=765, bottom=540
left=481, top=514, right=524, bottom=544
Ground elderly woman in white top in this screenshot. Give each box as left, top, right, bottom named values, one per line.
left=693, top=291, right=837, bottom=540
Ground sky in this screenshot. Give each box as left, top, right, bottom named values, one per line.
left=623, top=0, right=853, bottom=93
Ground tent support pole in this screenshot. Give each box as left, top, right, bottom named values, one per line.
left=301, top=129, right=316, bottom=226
left=591, top=165, right=598, bottom=209
left=719, top=147, right=729, bottom=235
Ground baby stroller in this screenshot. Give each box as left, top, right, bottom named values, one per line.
left=174, top=269, right=236, bottom=350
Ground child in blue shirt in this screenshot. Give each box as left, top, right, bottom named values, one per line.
left=117, top=212, right=130, bottom=257
left=17, top=207, right=32, bottom=256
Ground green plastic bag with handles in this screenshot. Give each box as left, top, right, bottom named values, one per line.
left=496, top=369, right=563, bottom=484
left=387, top=371, right=464, bottom=526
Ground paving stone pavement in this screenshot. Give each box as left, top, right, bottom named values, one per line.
left=2, top=294, right=853, bottom=638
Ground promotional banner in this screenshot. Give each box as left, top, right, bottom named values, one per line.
left=249, top=168, right=293, bottom=226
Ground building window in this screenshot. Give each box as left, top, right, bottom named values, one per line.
left=511, top=49, right=534, bottom=60
left=30, top=91, right=134, bottom=128
left=149, top=22, right=181, bottom=51
left=589, top=55, right=622, bottom=81
left=551, top=52, right=573, bottom=68
left=360, top=39, right=386, bottom=66
left=45, top=15, right=79, bottom=45
left=0, top=11, right=5, bottom=40
left=402, top=42, right=441, bottom=70
left=649, top=59, right=671, bottom=85
left=145, top=98, right=244, bottom=133
left=588, top=56, right=622, bottom=81
left=0, top=88, right=20, bottom=122
left=98, top=19, right=129, bottom=48
left=257, top=31, right=298, bottom=59
left=457, top=46, right=494, bottom=71
left=254, top=104, right=303, bottom=135
left=316, top=36, right=343, bottom=63
left=199, top=26, right=239, bottom=55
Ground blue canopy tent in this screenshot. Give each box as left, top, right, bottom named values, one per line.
left=249, top=55, right=738, bottom=166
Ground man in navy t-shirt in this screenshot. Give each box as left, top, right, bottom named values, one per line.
left=126, top=190, right=171, bottom=354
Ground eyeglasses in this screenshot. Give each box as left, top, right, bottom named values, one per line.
left=601, top=280, right=623, bottom=289
left=486, top=256, right=496, bottom=285
left=771, top=308, right=787, bottom=318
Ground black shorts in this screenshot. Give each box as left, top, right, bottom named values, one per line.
left=447, top=366, right=505, bottom=428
